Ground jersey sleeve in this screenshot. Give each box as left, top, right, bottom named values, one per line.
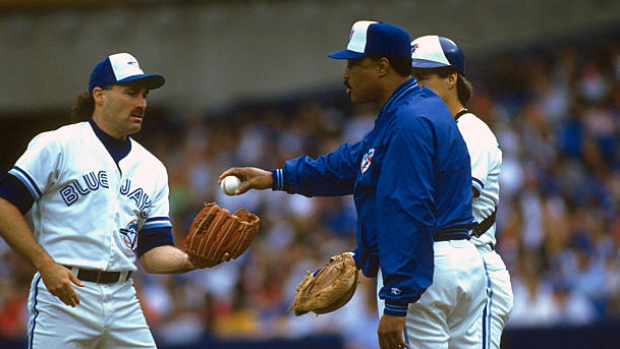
left=272, top=141, right=363, bottom=196
left=137, top=168, right=174, bottom=257
left=376, top=123, right=435, bottom=315
left=458, top=121, right=490, bottom=197
left=8, top=131, right=64, bottom=202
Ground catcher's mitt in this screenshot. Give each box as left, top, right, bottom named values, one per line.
left=185, top=202, right=260, bottom=268
left=288, top=252, right=359, bottom=316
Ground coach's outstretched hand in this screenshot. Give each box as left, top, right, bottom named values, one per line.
left=218, top=167, right=272, bottom=195
left=40, top=263, right=85, bottom=307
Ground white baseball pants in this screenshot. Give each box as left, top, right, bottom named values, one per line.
left=27, top=273, right=156, bottom=349
left=378, top=239, right=487, bottom=348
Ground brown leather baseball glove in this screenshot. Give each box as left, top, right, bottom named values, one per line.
left=185, top=202, right=260, bottom=268
left=288, top=252, right=359, bottom=316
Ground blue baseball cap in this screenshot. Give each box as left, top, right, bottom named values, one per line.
left=328, top=21, right=411, bottom=60
left=411, top=35, right=466, bottom=75
left=88, top=53, right=165, bottom=94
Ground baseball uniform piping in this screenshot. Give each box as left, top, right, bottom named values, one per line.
left=28, top=275, right=42, bottom=349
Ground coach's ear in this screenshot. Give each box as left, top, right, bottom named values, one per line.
left=376, top=57, right=390, bottom=78
left=92, top=87, right=107, bottom=105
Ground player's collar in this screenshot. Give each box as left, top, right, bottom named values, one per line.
left=88, top=119, right=132, bottom=165
left=454, top=108, right=469, bottom=121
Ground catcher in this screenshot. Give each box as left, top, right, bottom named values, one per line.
left=185, top=202, right=260, bottom=268
left=288, top=252, right=360, bottom=316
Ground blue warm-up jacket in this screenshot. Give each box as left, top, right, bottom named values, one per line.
left=272, top=78, right=475, bottom=316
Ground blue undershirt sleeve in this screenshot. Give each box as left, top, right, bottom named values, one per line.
left=137, top=227, right=175, bottom=257
left=0, top=173, right=35, bottom=214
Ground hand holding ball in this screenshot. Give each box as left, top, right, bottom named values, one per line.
left=221, top=176, right=241, bottom=195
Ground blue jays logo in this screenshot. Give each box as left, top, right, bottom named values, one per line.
left=119, top=220, right=138, bottom=250
left=411, top=43, right=419, bottom=54
left=361, top=148, right=375, bottom=173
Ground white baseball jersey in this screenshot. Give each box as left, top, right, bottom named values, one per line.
left=455, top=110, right=513, bottom=349
left=10, top=120, right=172, bottom=349
left=9, top=120, right=172, bottom=270
left=455, top=111, right=501, bottom=247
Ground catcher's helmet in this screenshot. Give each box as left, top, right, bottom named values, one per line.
left=411, top=35, right=465, bottom=75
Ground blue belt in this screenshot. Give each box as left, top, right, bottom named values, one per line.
left=434, top=230, right=470, bottom=242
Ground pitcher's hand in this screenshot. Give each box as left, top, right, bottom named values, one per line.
left=40, top=263, right=84, bottom=307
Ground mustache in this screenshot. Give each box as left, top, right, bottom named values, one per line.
left=344, top=80, right=351, bottom=89
left=131, top=109, right=145, bottom=117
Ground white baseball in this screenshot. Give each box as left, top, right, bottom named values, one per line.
left=221, top=176, right=241, bottom=196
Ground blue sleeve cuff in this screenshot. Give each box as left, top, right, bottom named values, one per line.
left=0, top=173, right=35, bottom=214
left=384, top=300, right=409, bottom=317
left=137, top=227, right=175, bottom=257
left=272, top=169, right=284, bottom=191
left=472, top=178, right=483, bottom=198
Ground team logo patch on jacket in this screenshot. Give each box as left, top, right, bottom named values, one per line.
left=120, top=220, right=138, bottom=250
left=361, top=148, right=375, bottom=173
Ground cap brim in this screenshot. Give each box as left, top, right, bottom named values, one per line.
left=411, top=59, right=450, bottom=69
left=327, top=49, right=368, bottom=60
left=412, top=58, right=465, bottom=75
left=117, top=74, right=165, bottom=90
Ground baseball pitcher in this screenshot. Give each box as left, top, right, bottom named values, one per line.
left=0, top=53, right=258, bottom=349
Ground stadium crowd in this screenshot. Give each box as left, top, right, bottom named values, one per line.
left=0, top=37, right=618, bottom=348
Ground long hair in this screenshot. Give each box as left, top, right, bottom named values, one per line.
left=456, top=74, right=473, bottom=107
left=70, top=92, right=94, bottom=122
left=70, top=86, right=111, bottom=122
